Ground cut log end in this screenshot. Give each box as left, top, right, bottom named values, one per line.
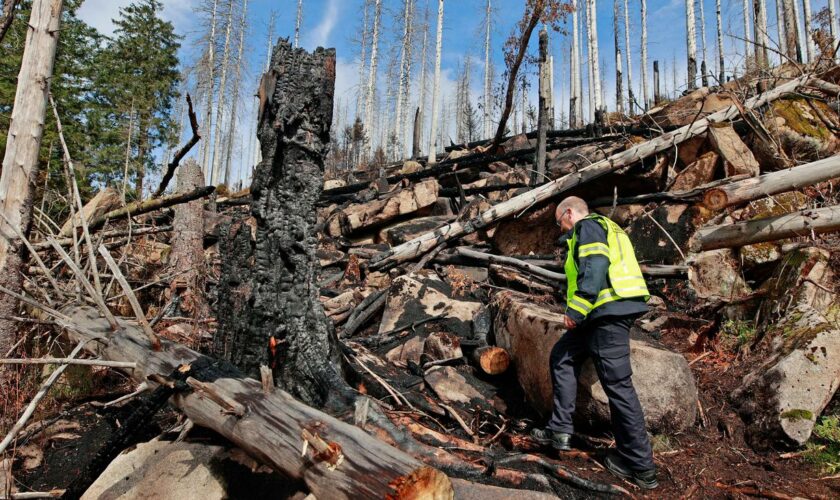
left=386, top=466, right=454, bottom=500
left=474, top=346, right=511, bottom=375
left=703, top=188, right=728, bottom=211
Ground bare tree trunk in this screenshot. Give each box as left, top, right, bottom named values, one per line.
left=427, top=0, right=444, bottom=164
left=782, top=0, right=802, bottom=62
left=170, top=159, right=209, bottom=318
left=622, top=0, right=633, bottom=112
left=0, top=0, right=63, bottom=354
left=356, top=0, right=369, bottom=121
left=364, top=0, right=382, bottom=162
left=790, top=0, right=804, bottom=62
left=653, top=59, right=660, bottom=104
left=754, top=0, right=769, bottom=69
left=614, top=0, right=624, bottom=115
left=586, top=0, right=602, bottom=116
left=395, top=0, right=412, bottom=159
left=742, top=0, right=752, bottom=66
left=717, top=0, right=725, bottom=82
left=483, top=0, right=492, bottom=138
left=686, top=0, right=697, bottom=90
left=801, top=0, right=813, bottom=62
left=534, top=28, right=549, bottom=185
left=216, top=40, right=350, bottom=407
left=699, top=0, right=708, bottom=86
left=223, top=0, right=248, bottom=187
left=210, top=0, right=234, bottom=185
left=294, top=0, right=302, bottom=48
left=201, top=0, right=219, bottom=175
left=570, top=0, right=580, bottom=127
left=775, top=0, right=786, bottom=58
left=582, top=2, right=592, bottom=121
left=641, top=0, right=648, bottom=109
left=828, top=0, right=838, bottom=60
left=417, top=7, right=429, bottom=156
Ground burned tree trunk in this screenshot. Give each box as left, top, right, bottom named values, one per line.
left=216, top=40, right=350, bottom=408
left=169, top=159, right=208, bottom=318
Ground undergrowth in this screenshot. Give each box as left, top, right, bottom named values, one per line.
left=805, top=415, right=840, bottom=475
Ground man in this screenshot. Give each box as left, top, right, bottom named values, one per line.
left=530, top=196, right=658, bottom=490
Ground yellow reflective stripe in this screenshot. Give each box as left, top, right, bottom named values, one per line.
left=579, top=248, right=610, bottom=258
left=594, top=288, right=621, bottom=308
left=578, top=242, right=609, bottom=254
left=568, top=295, right=594, bottom=315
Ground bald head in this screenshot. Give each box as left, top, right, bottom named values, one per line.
left=555, top=196, right=589, bottom=231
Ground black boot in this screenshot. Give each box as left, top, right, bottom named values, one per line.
left=603, top=450, right=658, bottom=489
left=530, top=428, right=572, bottom=451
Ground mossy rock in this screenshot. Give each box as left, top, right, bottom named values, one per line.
left=771, top=98, right=834, bottom=141
left=781, top=409, right=815, bottom=422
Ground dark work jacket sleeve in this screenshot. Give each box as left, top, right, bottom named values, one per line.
left=566, top=219, right=610, bottom=324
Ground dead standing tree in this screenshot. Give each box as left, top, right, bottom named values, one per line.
left=0, top=0, right=21, bottom=44
left=0, top=0, right=63, bottom=354
left=215, top=40, right=351, bottom=408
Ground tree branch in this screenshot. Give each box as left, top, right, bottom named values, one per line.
left=153, top=94, right=201, bottom=198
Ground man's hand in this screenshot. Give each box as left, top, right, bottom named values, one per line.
left=563, top=315, right=577, bottom=330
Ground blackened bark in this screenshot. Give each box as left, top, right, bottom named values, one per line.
left=216, top=39, right=349, bottom=408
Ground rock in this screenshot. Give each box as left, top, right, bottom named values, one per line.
left=324, top=178, right=347, bottom=190
left=385, top=335, right=425, bottom=367
left=769, top=97, right=840, bottom=162
left=60, top=187, right=122, bottom=236
left=708, top=123, right=760, bottom=177
left=82, top=441, right=290, bottom=500
left=671, top=151, right=719, bottom=191
left=400, top=160, right=423, bottom=174
left=735, top=248, right=840, bottom=448
left=492, top=291, right=698, bottom=432
left=377, top=215, right=452, bottom=245
left=326, top=179, right=439, bottom=237
left=379, top=272, right=484, bottom=339
left=447, top=149, right=472, bottom=160
left=687, top=249, right=752, bottom=301
left=492, top=201, right=564, bottom=256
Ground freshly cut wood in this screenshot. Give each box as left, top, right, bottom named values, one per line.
left=60, top=306, right=454, bottom=499
left=369, top=75, right=811, bottom=270
left=58, top=187, right=121, bottom=236
left=707, top=123, right=760, bottom=177
left=690, top=205, right=840, bottom=252
left=703, top=155, right=840, bottom=210
left=83, top=186, right=215, bottom=233
left=326, top=180, right=439, bottom=237
left=670, top=151, right=719, bottom=192
left=471, top=346, right=510, bottom=375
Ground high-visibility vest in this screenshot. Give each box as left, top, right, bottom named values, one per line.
left=564, top=213, right=650, bottom=318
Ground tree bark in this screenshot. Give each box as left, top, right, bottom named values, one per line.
left=586, top=0, right=602, bottom=114
left=369, top=75, right=810, bottom=270
left=613, top=0, right=624, bottom=115
left=294, top=0, right=303, bottom=48
left=0, top=0, right=20, bottom=44
left=686, top=0, right=697, bottom=90
left=169, top=159, right=209, bottom=318
left=703, top=155, right=840, bottom=210
left=742, top=0, right=752, bottom=64
left=215, top=40, right=349, bottom=408
left=427, top=0, right=444, bottom=163
left=0, top=0, right=63, bottom=354
left=716, top=0, right=724, bottom=82
left=689, top=205, right=840, bottom=252
left=364, top=0, right=382, bottom=162
left=59, top=306, right=455, bottom=500
left=223, top=0, right=248, bottom=187
left=753, top=0, right=769, bottom=68
left=640, top=0, right=648, bottom=109
left=483, top=0, right=492, bottom=138
left=201, top=0, right=219, bottom=172
left=801, top=0, right=813, bottom=63
left=210, top=0, right=235, bottom=186
left=534, top=28, right=549, bottom=185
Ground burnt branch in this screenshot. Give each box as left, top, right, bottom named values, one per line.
left=153, top=94, right=201, bottom=198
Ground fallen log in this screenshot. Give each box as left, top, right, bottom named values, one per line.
left=689, top=205, right=840, bottom=252
left=471, top=346, right=510, bottom=376
left=31, top=225, right=171, bottom=251
left=369, top=75, right=812, bottom=270
left=588, top=174, right=750, bottom=207
left=63, top=186, right=215, bottom=236
left=703, top=154, right=840, bottom=210
left=455, top=247, right=566, bottom=283
left=60, top=306, right=453, bottom=499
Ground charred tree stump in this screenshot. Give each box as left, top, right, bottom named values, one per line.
left=169, top=159, right=209, bottom=318
left=215, top=39, right=350, bottom=408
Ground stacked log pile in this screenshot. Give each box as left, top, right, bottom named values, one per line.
left=2, top=69, right=840, bottom=499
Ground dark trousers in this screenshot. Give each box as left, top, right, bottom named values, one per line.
left=547, top=315, right=655, bottom=472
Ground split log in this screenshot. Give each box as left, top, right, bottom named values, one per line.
left=68, top=186, right=215, bottom=236
left=326, top=180, right=439, bottom=237
left=58, top=306, right=454, bottom=499
left=369, top=75, right=812, bottom=270
left=703, top=154, right=840, bottom=210
left=707, top=123, right=760, bottom=177
left=690, top=205, right=840, bottom=252
left=57, top=187, right=121, bottom=236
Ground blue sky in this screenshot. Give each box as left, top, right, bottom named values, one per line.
left=77, top=0, right=836, bottom=185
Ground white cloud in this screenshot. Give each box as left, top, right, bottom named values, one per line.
left=306, top=0, right=340, bottom=49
